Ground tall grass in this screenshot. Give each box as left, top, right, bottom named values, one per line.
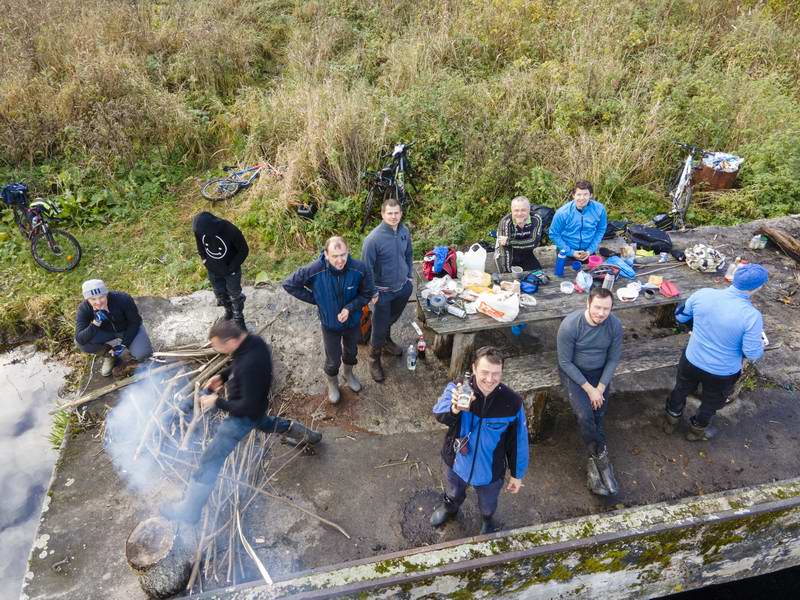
left=2, top=0, right=800, bottom=342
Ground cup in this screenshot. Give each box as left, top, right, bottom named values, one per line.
left=511, top=266, right=524, bottom=280
left=560, top=281, right=575, bottom=294
left=587, top=255, right=603, bottom=269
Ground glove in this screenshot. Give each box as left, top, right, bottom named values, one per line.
left=92, top=309, right=109, bottom=326
left=111, top=344, right=127, bottom=358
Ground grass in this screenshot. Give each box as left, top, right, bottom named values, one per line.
left=2, top=0, right=800, bottom=347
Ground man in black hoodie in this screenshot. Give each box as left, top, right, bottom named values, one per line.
left=192, top=212, right=250, bottom=330
left=161, top=320, right=322, bottom=524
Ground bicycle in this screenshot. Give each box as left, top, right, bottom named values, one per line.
left=360, top=142, right=416, bottom=232
left=2, top=184, right=82, bottom=272
left=200, top=161, right=285, bottom=201
left=657, top=143, right=712, bottom=231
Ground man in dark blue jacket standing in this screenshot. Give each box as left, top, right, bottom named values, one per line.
left=283, top=236, right=375, bottom=404
left=361, top=198, right=413, bottom=382
left=431, top=346, right=529, bottom=535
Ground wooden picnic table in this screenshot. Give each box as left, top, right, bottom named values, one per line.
left=416, top=259, right=725, bottom=379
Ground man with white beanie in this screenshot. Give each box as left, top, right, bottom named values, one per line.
left=75, top=279, right=153, bottom=376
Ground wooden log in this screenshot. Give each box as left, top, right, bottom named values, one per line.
left=126, top=516, right=195, bottom=599
left=524, top=390, right=552, bottom=442
left=432, top=333, right=453, bottom=360
left=757, top=225, right=800, bottom=263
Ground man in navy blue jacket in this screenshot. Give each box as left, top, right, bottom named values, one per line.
left=283, top=237, right=375, bottom=404
left=431, top=346, right=529, bottom=534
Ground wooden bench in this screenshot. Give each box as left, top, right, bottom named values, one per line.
left=504, top=333, right=690, bottom=440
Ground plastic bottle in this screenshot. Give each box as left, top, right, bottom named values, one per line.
left=446, top=304, right=467, bottom=318
left=602, top=272, right=615, bottom=290
left=406, top=345, right=417, bottom=371
left=555, top=251, right=567, bottom=277
left=457, top=373, right=473, bottom=410
left=416, top=335, right=426, bottom=360
left=724, top=257, right=748, bottom=282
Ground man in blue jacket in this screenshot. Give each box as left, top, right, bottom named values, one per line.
left=663, top=264, right=769, bottom=441
left=548, top=181, right=607, bottom=261
left=430, top=346, right=529, bottom=535
left=361, top=198, right=414, bottom=382
left=283, top=236, right=375, bottom=404
left=75, top=279, right=153, bottom=376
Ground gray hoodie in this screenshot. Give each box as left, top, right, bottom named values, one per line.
left=361, top=221, right=413, bottom=292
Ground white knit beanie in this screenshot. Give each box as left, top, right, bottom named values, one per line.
left=82, top=279, right=108, bottom=299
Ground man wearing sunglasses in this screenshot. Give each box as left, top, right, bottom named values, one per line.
left=430, top=346, right=529, bottom=535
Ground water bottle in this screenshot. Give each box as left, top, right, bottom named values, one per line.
left=602, top=272, right=615, bottom=290
left=406, top=345, right=417, bottom=371
left=555, top=251, right=567, bottom=277
left=456, top=373, right=473, bottom=410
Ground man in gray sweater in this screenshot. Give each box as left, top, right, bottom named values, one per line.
left=557, top=287, right=623, bottom=496
left=361, top=197, right=414, bottom=382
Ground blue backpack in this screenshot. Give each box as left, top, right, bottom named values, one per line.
left=2, top=183, right=29, bottom=207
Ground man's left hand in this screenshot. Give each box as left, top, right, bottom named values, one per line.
left=574, top=250, right=589, bottom=261
left=199, top=392, right=218, bottom=412
left=506, top=477, right=523, bottom=494
left=337, top=308, right=350, bottom=323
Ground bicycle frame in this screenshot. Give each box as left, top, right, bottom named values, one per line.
left=13, top=205, right=47, bottom=240
left=227, top=165, right=263, bottom=186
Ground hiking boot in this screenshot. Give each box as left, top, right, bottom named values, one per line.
left=586, top=456, right=610, bottom=496
left=160, top=480, right=214, bottom=525
left=685, top=419, right=718, bottom=442
left=100, top=353, right=116, bottom=377
left=222, top=301, right=234, bottom=321
left=369, top=349, right=385, bottom=382
left=382, top=337, right=403, bottom=357
left=430, top=500, right=459, bottom=527
left=480, top=516, right=501, bottom=535
left=342, top=364, right=362, bottom=392
left=232, top=295, right=247, bottom=331
left=662, top=410, right=681, bottom=435
left=325, top=374, right=341, bottom=405
left=593, top=449, right=619, bottom=495
left=284, top=420, right=322, bottom=446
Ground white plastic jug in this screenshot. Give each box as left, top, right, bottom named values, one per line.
left=462, top=243, right=487, bottom=273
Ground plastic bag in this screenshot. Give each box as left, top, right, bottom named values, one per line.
left=462, top=243, right=488, bottom=272
left=574, top=271, right=593, bottom=293
left=461, top=269, right=492, bottom=288
left=477, top=291, right=519, bottom=323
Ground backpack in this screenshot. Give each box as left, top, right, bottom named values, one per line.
left=2, top=182, right=29, bottom=207
left=627, top=224, right=673, bottom=254
left=531, top=205, right=555, bottom=232
left=603, top=220, right=628, bottom=240
left=422, top=246, right=457, bottom=281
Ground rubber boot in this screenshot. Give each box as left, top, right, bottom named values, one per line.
left=586, top=456, right=610, bottom=496
left=342, top=364, right=362, bottom=392
left=430, top=498, right=459, bottom=527
left=685, top=418, right=718, bottom=442
left=283, top=420, right=322, bottom=446
left=160, top=480, right=214, bottom=524
left=231, top=294, right=247, bottom=331
left=662, top=410, right=681, bottom=435
left=100, top=352, right=117, bottom=377
left=369, top=347, right=385, bottom=382
left=214, top=292, right=234, bottom=321
left=480, top=515, right=501, bottom=535
left=593, top=448, right=619, bottom=495
left=325, top=374, right=341, bottom=405
left=382, top=336, right=403, bottom=357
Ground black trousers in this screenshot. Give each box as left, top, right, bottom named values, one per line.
left=370, top=280, right=412, bottom=349
left=666, top=351, right=740, bottom=427
left=208, top=270, right=243, bottom=303
left=321, top=325, right=359, bottom=376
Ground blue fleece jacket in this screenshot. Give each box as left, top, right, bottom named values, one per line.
left=361, top=221, right=413, bottom=292
left=676, top=286, right=764, bottom=376
left=548, top=199, right=608, bottom=256
left=282, top=253, right=375, bottom=331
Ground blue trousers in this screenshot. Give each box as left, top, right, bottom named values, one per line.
left=76, top=324, right=153, bottom=360
left=560, top=367, right=610, bottom=454
left=443, top=464, right=504, bottom=518
left=193, top=414, right=291, bottom=485
left=370, top=280, right=412, bottom=349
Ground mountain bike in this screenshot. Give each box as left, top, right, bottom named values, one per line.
left=4, top=192, right=82, bottom=272
left=657, top=143, right=712, bottom=231
left=200, top=161, right=285, bottom=201
left=360, top=142, right=416, bottom=232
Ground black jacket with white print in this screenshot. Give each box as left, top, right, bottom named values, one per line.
left=192, top=212, right=249, bottom=275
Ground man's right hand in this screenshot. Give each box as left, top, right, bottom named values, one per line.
left=92, top=309, right=109, bottom=327
left=206, top=374, right=223, bottom=392
left=587, top=386, right=604, bottom=410
left=498, top=235, right=509, bottom=247
left=574, top=250, right=589, bottom=261
left=370, top=293, right=380, bottom=306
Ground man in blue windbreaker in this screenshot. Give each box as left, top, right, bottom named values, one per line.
left=663, top=263, right=769, bottom=441
left=548, top=181, right=607, bottom=261
left=283, top=236, right=375, bottom=404
left=430, top=346, right=529, bottom=535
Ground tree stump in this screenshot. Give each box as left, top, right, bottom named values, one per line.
left=126, top=516, right=194, bottom=598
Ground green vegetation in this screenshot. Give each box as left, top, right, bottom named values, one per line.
left=2, top=0, right=800, bottom=345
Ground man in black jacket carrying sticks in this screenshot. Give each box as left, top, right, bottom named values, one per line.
left=192, top=212, right=250, bottom=330
left=161, top=320, right=322, bottom=524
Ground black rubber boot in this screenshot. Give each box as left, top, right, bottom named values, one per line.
left=586, top=456, right=610, bottom=496
left=214, top=293, right=234, bottom=321
left=232, top=294, right=247, bottom=331
left=160, top=480, right=214, bottom=524
left=593, top=449, right=619, bottom=495
left=283, top=420, right=322, bottom=446
left=430, top=498, right=459, bottom=527
left=662, top=410, right=681, bottom=435
left=382, top=336, right=403, bottom=357
left=369, top=348, right=385, bottom=382
left=685, top=418, right=718, bottom=442
left=480, top=515, right=501, bottom=535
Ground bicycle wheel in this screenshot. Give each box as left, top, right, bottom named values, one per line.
left=201, top=178, right=241, bottom=201
left=31, top=229, right=82, bottom=272
left=360, top=186, right=380, bottom=232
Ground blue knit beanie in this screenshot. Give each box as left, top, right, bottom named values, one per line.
left=733, top=263, right=768, bottom=291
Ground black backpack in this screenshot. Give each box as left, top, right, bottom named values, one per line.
left=627, top=224, right=673, bottom=254
left=531, top=204, right=555, bottom=232
left=2, top=182, right=29, bottom=207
